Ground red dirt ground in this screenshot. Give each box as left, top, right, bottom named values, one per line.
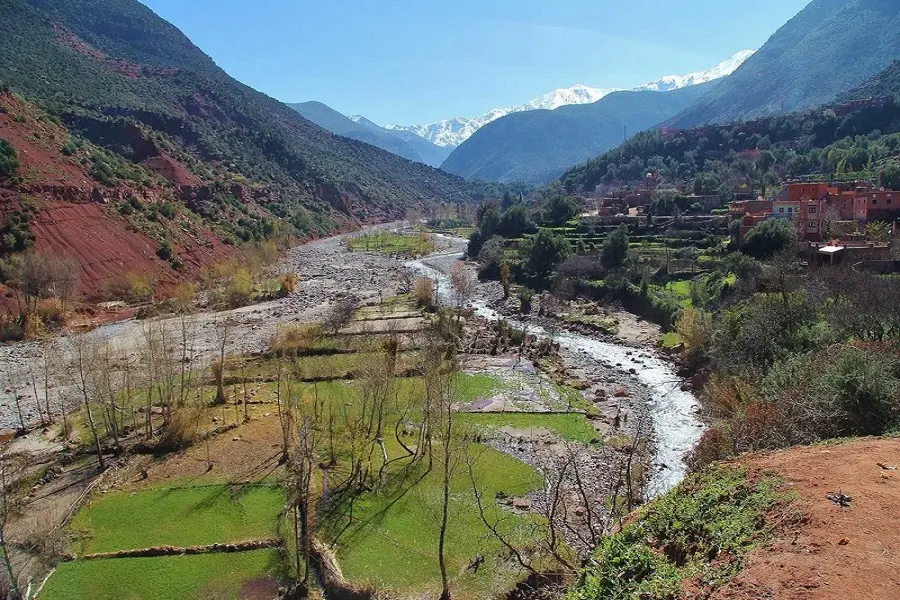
left=1, top=91, right=237, bottom=299
left=709, top=438, right=900, bottom=600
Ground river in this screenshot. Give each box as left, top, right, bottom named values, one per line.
left=406, top=247, right=704, bottom=496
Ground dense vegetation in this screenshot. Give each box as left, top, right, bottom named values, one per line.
left=442, top=83, right=713, bottom=184
left=563, top=87, right=900, bottom=197
left=567, top=466, right=788, bottom=598
left=672, top=0, right=900, bottom=127
left=0, top=0, right=476, bottom=239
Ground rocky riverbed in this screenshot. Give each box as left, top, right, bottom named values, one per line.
left=0, top=223, right=424, bottom=431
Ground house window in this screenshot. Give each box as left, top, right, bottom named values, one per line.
left=873, top=199, right=878, bottom=205
left=808, top=206, right=817, bottom=214
left=808, top=221, right=817, bottom=230
left=779, top=207, right=784, bottom=213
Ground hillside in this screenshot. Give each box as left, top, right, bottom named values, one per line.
left=441, top=82, right=714, bottom=184
left=672, top=0, right=900, bottom=127
left=0, top=0, right=474, bottom=293
left=566, top=437, right=900, bottom=599
left=287, top=102, right=450, bottom=167
left=562, top=66, right=900, bottom=194
left=839, top=59, right=900, bottom=101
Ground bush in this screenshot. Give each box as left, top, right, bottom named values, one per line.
left=156, top=242, right=174, bottom=261
left=280, top=273, right=298, bottom=295
left=821, top=346, right=899, bottom=436
left=269, top=324, right=321, bottom=356
left=225, top=268, right=253, bottom=308
left=476, top=235, right=505, bottom=277
left=413, top=277, right=435, bottom=309
left=0, top=138, right=19, bottom=178
left=323, top=296, right=359, bottom=333
left=104, top=272, right=155, bottom=303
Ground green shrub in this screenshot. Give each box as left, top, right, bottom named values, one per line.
left=0, top=138, right=19, bottom=178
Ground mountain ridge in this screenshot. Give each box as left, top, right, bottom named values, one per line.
left=671, top=0, right=900, bottom=127
left=440, top=82, right=716, bottom=184
left=385, top=50, right=755, bottom=148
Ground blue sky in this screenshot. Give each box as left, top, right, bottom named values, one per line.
left=140, top=0, right=811, bottom=125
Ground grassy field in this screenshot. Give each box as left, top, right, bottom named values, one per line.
left=459, top=412, right=598, bottom=444
left=69, top=484, right=285, bottom=554
left=346, top=231, right=434, bottom=257
left=330, top=443, right=545, bottom=599
left=454, top=373, right=501, bottom=402
left=40, top=549, right=282, bottom=600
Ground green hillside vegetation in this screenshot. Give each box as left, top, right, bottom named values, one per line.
left=566, top=466, right=789, bottom=599
left=562, top=71, right=900, bottom=196
left=839, top=59, right=900, bottom=102
left=0, top=0, right=475, bottom=239
left=673, top=0, right=900, bottom=127
left=442, top=83, right=714, bottom=184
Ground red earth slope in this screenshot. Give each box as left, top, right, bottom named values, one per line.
left=711, top=438, right=900, bottom=600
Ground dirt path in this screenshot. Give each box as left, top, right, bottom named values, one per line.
left=712, top=438, right=900, bottom=600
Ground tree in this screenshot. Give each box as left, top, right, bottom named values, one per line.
left=475, top=203, right=501, bottom=237
left=693, top=172, right=721, bottom=196
left=741, top=218, right=797, bottom=260
left=497, top=206, right=534, bottom=238
left=500, top=263, right=511, bottom=300
left=880, top=164, right=900, bottom=190
left=0, top=455, right=24, bottom=600
left=213, top=317, right=232, bottom=405
left=521, top=230, right=571, bottom=284
left=543, top=195, right=579, bottom=227
left=69, top=335, right=105, bottom=470
left=601, top=224, right=629, bottom=269
left=865, top=220, right=891, bottom=242
left=449, top=262, right=475, bottom=314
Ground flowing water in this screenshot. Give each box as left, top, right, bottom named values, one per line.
left=406, top=251, right=704, bottom=495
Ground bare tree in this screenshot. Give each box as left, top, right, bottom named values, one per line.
left=212, top=318, right=232, bottom=405
left=0, top=455, right=24, bottom=600
left=69, top=335, right=105, bottom=469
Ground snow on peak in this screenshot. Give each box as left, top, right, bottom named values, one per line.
left=633, top=49, right=755, bottom=92
left=386, top=49, right=755, bottom=148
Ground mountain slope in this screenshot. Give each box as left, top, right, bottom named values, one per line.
left=0, top=0, right=474, bottom=241
left=561, top=70, right=900, bottom=194
left=353, top=117, right=453, bottom=168
left=673, top=0, right=900, bottom=127
left=387, top=51, right=754, bottom=148
left=287, top=101, right=430, bottom=164
left=839, top=60, right=900, bottom=101
left=441, top=82, right=715, bottom=184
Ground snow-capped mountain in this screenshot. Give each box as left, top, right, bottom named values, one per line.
left=385, top=50, right=755, bottom=148
left=633, top=49, right=756, bottom=92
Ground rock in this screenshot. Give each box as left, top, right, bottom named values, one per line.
left=614, top=387, right=629, bottom=398
left=512, top=498, right=532, bottom=510
left=838, top=537, right=850, bottom=545
left=574, top=506, right=586, bottom=517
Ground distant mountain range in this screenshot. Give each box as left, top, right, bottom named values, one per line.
left=384, top=50, right=755, bottom=148
left=440, top=82, right=716, bottom=184
left=672, top=0, right=900, bottom=127
left=286, top=102, right=451, bottom=167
